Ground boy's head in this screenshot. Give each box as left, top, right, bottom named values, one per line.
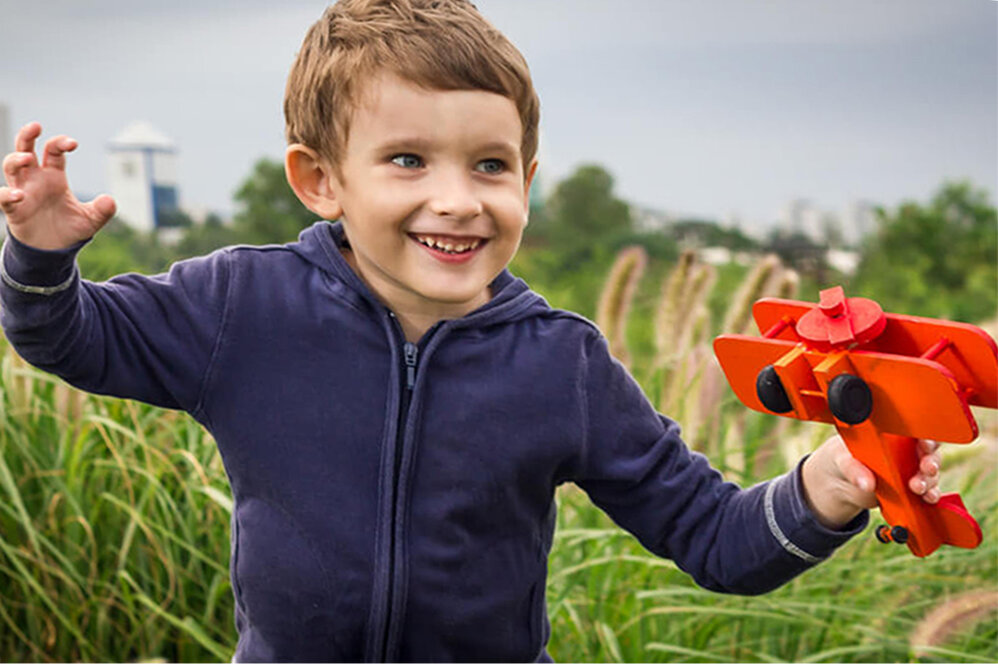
left=282, top=0, right=542, bottom=337
left=284, top=0, right=539, bottom=174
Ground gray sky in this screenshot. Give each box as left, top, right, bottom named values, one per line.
left=1, top=0, right=995, bottom=234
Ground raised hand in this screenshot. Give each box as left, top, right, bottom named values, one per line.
left=1, top=122, right=116, bottom=250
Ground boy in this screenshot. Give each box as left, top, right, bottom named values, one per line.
left=0, top=1, right=942, bottom=661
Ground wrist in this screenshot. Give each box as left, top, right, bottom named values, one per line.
left=2, top=231, right=87, bottom=291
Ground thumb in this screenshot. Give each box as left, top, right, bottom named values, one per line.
left=836, top=447, right=876, bottom=502
left=85, top=194, right=117, bottom=227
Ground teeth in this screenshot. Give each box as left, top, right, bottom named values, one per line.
left=414, top=235, right=482, bottom=254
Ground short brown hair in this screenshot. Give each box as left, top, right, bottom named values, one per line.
left=284, top=0, right=540, bottom=175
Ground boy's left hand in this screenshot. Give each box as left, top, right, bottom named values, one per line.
left=801, top=436, right=941, bottom=530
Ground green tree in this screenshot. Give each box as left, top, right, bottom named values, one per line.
left=849, top=181, right=997, bottom=322
left=174, top=213, right=241, bottom=258
left=232, top=158, right=318, bottom=244
left=530, top=164, right=632, bottom=249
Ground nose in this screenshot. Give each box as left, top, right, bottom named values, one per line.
left=427, top=167, right=483, bottom=220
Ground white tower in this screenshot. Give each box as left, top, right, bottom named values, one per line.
left=107, top=122, right=179, bottom=232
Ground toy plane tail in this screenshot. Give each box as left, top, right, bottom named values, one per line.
left=931, top=493, right=983, bottom=551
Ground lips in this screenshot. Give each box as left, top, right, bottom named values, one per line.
left=408, top=232, right=490, bottom=266
left=409, top=233, right=487, bottom=256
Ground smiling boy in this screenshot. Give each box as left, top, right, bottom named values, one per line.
left=286, top=71, right=536, bottom=341
left=0, top=1, right=942, bottom=662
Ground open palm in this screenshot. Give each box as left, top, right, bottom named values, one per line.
left=1, top=122, right=115, bottom=250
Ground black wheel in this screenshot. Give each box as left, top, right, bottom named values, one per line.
left=890, top=526, right=909, bottom=544
left=827, top=373, right=872, bottom=425
left=756, top=365, right=793, bottom=413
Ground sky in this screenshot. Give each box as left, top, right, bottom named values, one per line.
left=1, top=0, right=995, bottom=235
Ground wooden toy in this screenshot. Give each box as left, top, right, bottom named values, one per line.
left=714, top=286, right=997, bottom=557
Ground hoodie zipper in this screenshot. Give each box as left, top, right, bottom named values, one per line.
left=377, top=313, right=420, bottom=661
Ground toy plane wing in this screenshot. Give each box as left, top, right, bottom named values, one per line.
left=752, top=298, right=998, bottom=409
left=713, top=336, right=977, bottom=442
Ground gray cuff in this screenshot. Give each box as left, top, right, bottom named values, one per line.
left=1, top=231, right=86, bottom=295
left=764, top=458, right=869, bottom=564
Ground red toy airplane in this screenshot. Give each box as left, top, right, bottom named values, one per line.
left=714, top=286, right=997, bottom=557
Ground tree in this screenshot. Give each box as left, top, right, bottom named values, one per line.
left=849, top=182, right=997, bottom=322
left=530, top=164, right=632, bottom=250
left=232, top=158, right=319, bottom=244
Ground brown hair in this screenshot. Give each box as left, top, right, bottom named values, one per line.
left=284, top=0, right=540, bottom=175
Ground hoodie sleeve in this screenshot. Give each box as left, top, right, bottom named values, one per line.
left=0, top=232, right=230, bottom=417
left=573, top=331, right=866, bottom=595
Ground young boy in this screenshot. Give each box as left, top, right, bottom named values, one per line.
left=0, top=1, right=942, bottom=661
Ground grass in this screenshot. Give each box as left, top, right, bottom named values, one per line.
left=1, top=251, right=996, bottom=662
left=0, top=351, right=234, bottom=662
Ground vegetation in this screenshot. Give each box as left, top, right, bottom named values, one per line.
left=849, top=182, right=997, bottom=323
left=1, top=159, right=995, bottom=661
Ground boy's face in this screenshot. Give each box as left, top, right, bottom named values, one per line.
left=325, top=73, right=536, bottom=322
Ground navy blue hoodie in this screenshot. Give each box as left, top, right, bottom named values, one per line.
left=0, top=221, right=865, bottom=662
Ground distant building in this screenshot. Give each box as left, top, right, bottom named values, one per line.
left=843, top=199, right=877, bottom=244
left=632, top=205, right=677, bottom=234
left=107, top=121, right=180, bottom=232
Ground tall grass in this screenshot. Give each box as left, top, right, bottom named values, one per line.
left=0, top=251, right=995, bottom=662
left=0, top=349, right=234, bottom=662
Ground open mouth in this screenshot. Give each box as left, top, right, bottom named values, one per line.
left=409, top=233, right=486, bottom=256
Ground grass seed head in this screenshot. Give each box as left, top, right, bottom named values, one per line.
left=910, top=589, right=998, bottom=659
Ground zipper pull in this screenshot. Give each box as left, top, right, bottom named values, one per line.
left=403, top=342, right=418, bottom=390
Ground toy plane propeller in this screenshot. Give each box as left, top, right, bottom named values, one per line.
left=714, top=286, right=998, bottom=557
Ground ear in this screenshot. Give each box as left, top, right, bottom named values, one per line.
left=522, top=159, right=539, bottom=219
left=285, top=144, right=343, bottom=221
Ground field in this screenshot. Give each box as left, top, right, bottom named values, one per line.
left=1, top=251, right=995, bottom=662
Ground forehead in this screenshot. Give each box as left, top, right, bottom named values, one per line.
left=347, top=73, right=523, bottom=154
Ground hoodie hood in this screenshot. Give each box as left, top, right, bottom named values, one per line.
left=288, top=221, right=550, bottom=330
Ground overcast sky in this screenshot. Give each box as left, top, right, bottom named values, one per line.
left=1, top=0, right=995, bottom=234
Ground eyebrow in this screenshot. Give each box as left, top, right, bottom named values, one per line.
left=372, top=137, right=520, bottom=160
left=374, top=137, right=435, bottom=154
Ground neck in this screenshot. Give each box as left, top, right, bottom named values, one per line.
left=340, top=247, right=489, bottom=343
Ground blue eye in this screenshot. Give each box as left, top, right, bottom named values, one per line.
left=391, top=154, right=424, bottom=169
left=476, top=159, right=505, bottom=174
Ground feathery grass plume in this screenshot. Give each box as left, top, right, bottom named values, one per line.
left=653, top=249, right=696, bottom=358
left=691, top=355, right=726, bottom=453
left=910, top=589, right=998, bottom=659
left=653, top=255, right=717, bottom=370
left=776, top=268, right=800, bottom=300
left=721, top=253, right=782, bottom=335
left=596, top=246, right=647, bottom=368
left=4, top=343, right=35, bottom=417
left=659, top=303, right=711, bottom=417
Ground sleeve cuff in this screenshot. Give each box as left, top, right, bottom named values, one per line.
left=764, top=458, right=869, bottom=563
left=1, top=230, right=88, bottom=293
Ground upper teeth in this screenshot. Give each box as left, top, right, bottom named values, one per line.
left=414, top=235, right=481, bottom=253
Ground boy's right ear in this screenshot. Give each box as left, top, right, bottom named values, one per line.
left=284, top=144, right=343, bottom=221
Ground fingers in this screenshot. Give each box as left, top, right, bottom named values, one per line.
left=3, top=151, right=38, bottom=186
left=910, top=439, right=942, bottom=503
left=14, top=121, right=42, bottom=154
left=0, top=186, right=26, bottom=214
left=42, top=135, right=78, bottom=171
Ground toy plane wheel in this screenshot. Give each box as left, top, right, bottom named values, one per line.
left=828, top=374, right=872, bottom=424
left=756, top=365, right=793, bottom=413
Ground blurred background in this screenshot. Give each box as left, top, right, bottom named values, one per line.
left=0, top=1, right=995, bottom=662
